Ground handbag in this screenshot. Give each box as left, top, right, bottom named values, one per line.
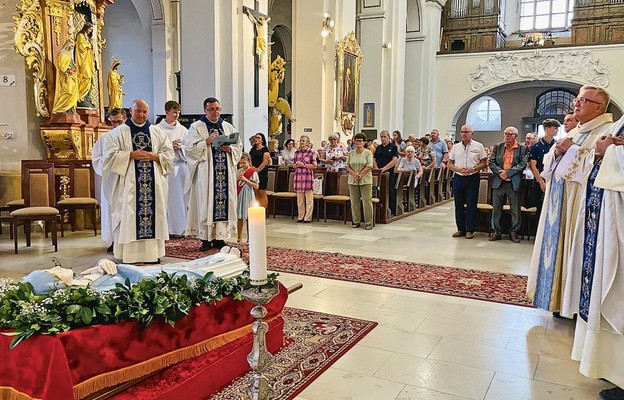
left=312, top=176, right=324, bottom=195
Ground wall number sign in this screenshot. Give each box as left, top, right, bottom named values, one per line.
left=0, top=75, right=16, bottom=87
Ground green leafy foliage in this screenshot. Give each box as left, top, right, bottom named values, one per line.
left=0, top=271, right=279, bottom=349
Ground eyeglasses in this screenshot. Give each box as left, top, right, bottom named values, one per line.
left=110, top=119, right=125, bottom=125
left=504, top=133, right=517, bottom=136
left=460, top=130, right=472, bottom=133
left=206, top=107, right=221, bottom=112
left=354, top=139, right=364, bottom=142
left=574, top=96, right=603, bottom=106
left=329, top=137, right=337, bottom=140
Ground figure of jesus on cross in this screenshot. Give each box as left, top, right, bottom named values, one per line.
left=243, top=1, right=271, bottom=107
left=243, top=3, right=271, bottom=69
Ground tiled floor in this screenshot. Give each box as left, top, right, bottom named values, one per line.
left=0, top=203, right=610, bottom=399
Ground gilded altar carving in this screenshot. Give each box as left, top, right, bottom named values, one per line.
left=14, top=0, right=49, bottom=117
left=40, top=128, right=83, bottom=159
left=336, top=32, right=363, bottom=135
left=14, top=0, right=108, bottom=123
left=468, top=50, right=610, bottom=91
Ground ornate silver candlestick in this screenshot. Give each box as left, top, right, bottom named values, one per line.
left=241, top=282, right=280, bottom=400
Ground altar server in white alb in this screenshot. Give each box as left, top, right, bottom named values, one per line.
left=185, top=97, right=242, bottom=252
left=158, top=100, right=188, bottom=237
left=103, top=99, right=174, bottom=264
left=91, top=108, right=125, bottom=253
left=572, top=115, right=624, bottom=400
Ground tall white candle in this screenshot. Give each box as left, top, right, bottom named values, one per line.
left=247, top=204, right=268, bottom=285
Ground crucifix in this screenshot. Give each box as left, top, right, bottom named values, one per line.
left=243, top=1, right=270, bottom=107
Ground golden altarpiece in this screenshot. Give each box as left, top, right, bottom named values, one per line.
left=14, top=0, right=115, bottom=161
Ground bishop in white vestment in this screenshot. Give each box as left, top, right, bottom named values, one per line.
left=158, top=101, right=188, bottom=236
left=102, top=99, right=174, bottom=264
left=527, top=86, right=612, bottom=316
left=185, top=97, right=242, bottom=251
left=572, top=116, right=624, bottom=398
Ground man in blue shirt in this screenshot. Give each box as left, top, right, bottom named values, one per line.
left=529, top=119, right=559, bottom=216
left=429, top=129, right=448, bottom=168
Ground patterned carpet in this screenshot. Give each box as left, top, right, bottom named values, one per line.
left=166, top=238, right=533, bottom=307
left=114, top=307, right=377, bottom=400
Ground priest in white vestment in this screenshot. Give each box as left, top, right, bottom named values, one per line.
left=102, top=99, right=174, bottom=264
left=185, top=97, right=242, bottom=252
left=527, top=86, right=612, bottom=316
left=572, top=115, right=624, bottom=400
left=92, top=108, right=126, bottom=252
left=158, top=101, right=188, bottom=237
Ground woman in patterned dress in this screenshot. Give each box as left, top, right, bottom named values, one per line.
left=320, top=132, right=348, bottom=172
left=293, top=135, right=317, bottom=222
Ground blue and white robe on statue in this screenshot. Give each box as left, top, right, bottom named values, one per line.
left=102, top=119, right=174, bottom=263
left=158, top=119, right=189, bottom=236
left=185, top=117, right=242, bottom=241
left=572, top=116, right=624, bottom=388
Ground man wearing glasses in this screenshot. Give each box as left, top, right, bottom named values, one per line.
left=447, top=125, right=488, bottom=239
left=92, top=108, right=126, bottom=253
left=488, top=126, right=529, bottom=243
left=185, top=97, right=242, bottom=252
left=528, top=85, right=613, bottom=320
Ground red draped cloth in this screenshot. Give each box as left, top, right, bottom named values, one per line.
left=0, top=284, right=287, bottom=400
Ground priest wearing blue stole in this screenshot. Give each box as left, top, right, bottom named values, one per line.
left=185, top=97, right=242, bottom=252
left=102, top=99, right=175, bottom=264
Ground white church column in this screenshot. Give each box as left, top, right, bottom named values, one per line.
left=404, top=0, right=446, bottom=136
left=151, top=21, right=176, bottom=113
left=292, top=0, right=327, bottom=147
left=179, top=0, right=267, bottom=143
left=357, top=0, right=406, bottom=136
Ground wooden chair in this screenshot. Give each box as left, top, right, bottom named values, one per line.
left=265, top=165, right=279, bottom=197
left=10, top=161, right=60, bottom=254
left=312, top=167, right=328, bottom=221
left=371, top=170, right=383, bottom=226
left=56, top=160, right=99, bottom=236
left=521, top=206, right=538, bottom=240
left=323, top=172, right=350, bottom=224
left=476, top=177, right=493, bottom=236
left=271, top=168, right=297, bottom=219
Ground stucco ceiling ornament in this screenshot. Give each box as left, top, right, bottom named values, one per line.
left=468, top=50, right=610, bottom=92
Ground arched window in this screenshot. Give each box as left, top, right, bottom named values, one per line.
left=520, top=0, right=574, bottom=31
left=535, top=89, right=575, bottom=116
left=466, top=96, right=501, bottom=131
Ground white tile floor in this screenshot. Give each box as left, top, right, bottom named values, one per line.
left=0, top=203, right=610, bottom=399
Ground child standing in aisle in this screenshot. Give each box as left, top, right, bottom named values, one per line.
left=236, top=153, right=259, bottom=243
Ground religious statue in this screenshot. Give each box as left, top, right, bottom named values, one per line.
left=243, top=6, right=271, bottom=68
left=52, top=40, right=80, bottom=114
left=268, top=56, right=295, bottom=139
left=107, top=58, right=124, bottom=110
left=75, top=22, right=97, bottom=108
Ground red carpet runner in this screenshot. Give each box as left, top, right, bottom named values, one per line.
left=113, top=307, right=377, bottom=400
left=166, top=238, right=533, bottom=307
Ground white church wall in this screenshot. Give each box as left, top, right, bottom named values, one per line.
left=0, top=0, right=46, bottom=177
left=103, top=0, right=155, bottom=117
left=434, top=44, right=624, bottom=140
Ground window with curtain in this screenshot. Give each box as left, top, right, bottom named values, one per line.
left=520, top=0, right=574, bottom=31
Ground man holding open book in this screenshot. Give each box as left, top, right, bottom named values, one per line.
left=185, top=97, right=243, bottom=252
